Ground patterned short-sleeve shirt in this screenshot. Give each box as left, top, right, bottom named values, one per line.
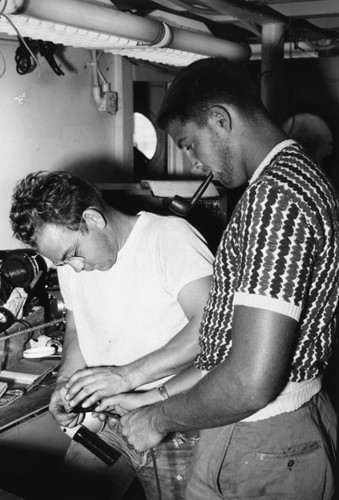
left=196, top=140, right=339, bottom=382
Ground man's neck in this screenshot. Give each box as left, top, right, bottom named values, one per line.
left=106, top=206, right=139, bottom=252
left=243, top=127, right=288, bottom=181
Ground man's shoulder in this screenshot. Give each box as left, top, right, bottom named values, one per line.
left=253, top=144, right=337, bottom=209
left=142, top=211, right=194, bottom=232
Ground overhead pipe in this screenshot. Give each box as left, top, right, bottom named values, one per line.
left=260, top=23, right=285, bottom=122
left=6, top=0, right=251, bottom=62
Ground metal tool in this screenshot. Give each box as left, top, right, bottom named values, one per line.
left=168, top=172, right=214, bottom=216
left=62, top=422, right=121, bottom=466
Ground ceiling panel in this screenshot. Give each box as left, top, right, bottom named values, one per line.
left=0, top=0, right=338, bottom=66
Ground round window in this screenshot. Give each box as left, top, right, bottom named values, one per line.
left=133, top=112, right=157, bottom=160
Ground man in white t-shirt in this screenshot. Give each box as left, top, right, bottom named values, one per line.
left=10, top=170, right=214, bottom=500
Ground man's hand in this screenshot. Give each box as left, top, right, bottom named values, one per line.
left=49, top=382, right=85, bottom=428
left=95, top=389, right=159, bottom=416
left=64, top=366, right=129, bottom=411
left=115, top=405, right=167, bottom=453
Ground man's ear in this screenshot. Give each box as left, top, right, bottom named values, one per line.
left=208, top=105, right=232, bottom=132
left=83, top=207, right=107, bottom=229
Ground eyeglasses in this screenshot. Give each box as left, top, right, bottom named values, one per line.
left=53, top=214, right=85, bottom=268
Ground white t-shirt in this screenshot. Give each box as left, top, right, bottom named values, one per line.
left=57, top=212, right=213, bottom=386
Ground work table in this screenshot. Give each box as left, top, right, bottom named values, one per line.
left=0, top=306, right=63, bottom=432
left=0, top=363, right=58, bottom=433
left=0, top=358, right=69, bottom=500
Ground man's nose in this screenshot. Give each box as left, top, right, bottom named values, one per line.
left=185, top=150, right=203, bottom=171
left=192, top=162, right=204, bottom=172
left=191, top=159, right=204, bottom=172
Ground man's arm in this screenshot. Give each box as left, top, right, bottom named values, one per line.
left=94, top=364, right=203, bottom=415
left=64, top=275, right=212, bottom=410
left=56, top=309, right=87, bottom=384
left=124, top=275, right=213, bottom=386
left=49, top=309, right=87, bottom=427
left=117, top=305, right=297, bottom=451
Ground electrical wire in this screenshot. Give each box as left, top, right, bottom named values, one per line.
left=0, top=0, right=7, bottom=79
left=15, top=37, right=37, bottom=75
left=0, top=5, right=41, bottom=103
left=0, top=49, right=5, bottom=79
left=12, top=318, right=34, bottom=344
left=150, top=447, right=162, bottom=500
left=13, top=319, right=32, bottom=329
left=96, top=50, right=108, bottom=86
left=0, top=0, right=8, bottom=16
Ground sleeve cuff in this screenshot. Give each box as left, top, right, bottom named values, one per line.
left=233, top=292, right=302, bottom=321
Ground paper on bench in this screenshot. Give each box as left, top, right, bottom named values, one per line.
left=147, top=180, right=219, bottom=198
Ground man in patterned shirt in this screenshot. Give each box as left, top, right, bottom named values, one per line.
left=82, top=58, right=338, bottom=499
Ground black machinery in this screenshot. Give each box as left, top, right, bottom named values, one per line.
left=0, top=249, right=64, bottom=333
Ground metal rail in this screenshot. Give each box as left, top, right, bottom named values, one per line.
left=0, top=319, right=63, bottom=342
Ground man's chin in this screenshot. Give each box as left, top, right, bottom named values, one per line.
left=98, top=261, right=115, bottom=272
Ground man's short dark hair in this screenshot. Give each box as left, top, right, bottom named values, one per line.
left=156, top=56, right=263, bottom=130
left=10, top=170, right=105, bottom=247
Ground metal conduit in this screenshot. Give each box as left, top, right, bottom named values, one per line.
left=6, top=0, right=251, bottom=62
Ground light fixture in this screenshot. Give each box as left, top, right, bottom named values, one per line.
left=1, top=0, right=251, bottom=67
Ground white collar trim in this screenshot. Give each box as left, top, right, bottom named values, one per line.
left=249, top=139, right=296, bottom=185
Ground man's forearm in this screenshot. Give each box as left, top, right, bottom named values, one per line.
left=57, top=347, right=86, bottom=386
left=118, top=362, right=259, bottom=454
left=122, top=276, right=212, bottom=391
left=150, top=364, right=260, bottom=435
left=128, top=365, right=203, bottom=408
left=120, top=306, right=298, bottom=452
left=57, top=312, right=86, bottom=385
left=122, top=315, right=201, bottom=390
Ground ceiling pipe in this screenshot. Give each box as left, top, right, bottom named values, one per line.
left=261, top=23, right=285, bottom=122
left=5, top=0, right=251, bottom=62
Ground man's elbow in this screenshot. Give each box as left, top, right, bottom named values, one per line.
left=244, top=393, right=272, bottom=414
left=235, top=376, right=281, bottom=414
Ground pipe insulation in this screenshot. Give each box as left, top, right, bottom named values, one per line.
left=6, top=0, right=251, bottom=61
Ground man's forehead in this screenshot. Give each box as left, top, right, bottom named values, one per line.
left=36, top=224, right=74, bottom=259
left=168, top=118, right=187, bottom=133
left=38, top=222, right=68, bottom=240
left=168, top=119, right=197, bottom=144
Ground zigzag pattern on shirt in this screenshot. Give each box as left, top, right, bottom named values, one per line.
left=196, top=143, right=339, bottom=382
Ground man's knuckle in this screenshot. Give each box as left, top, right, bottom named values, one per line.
left=83, top=386, right=91, bottom=396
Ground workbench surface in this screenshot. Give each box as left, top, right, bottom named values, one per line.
left=0, top=358, right=60, bottom=432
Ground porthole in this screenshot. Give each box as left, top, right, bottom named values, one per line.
left=133, top=112, right=157, bottom=160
